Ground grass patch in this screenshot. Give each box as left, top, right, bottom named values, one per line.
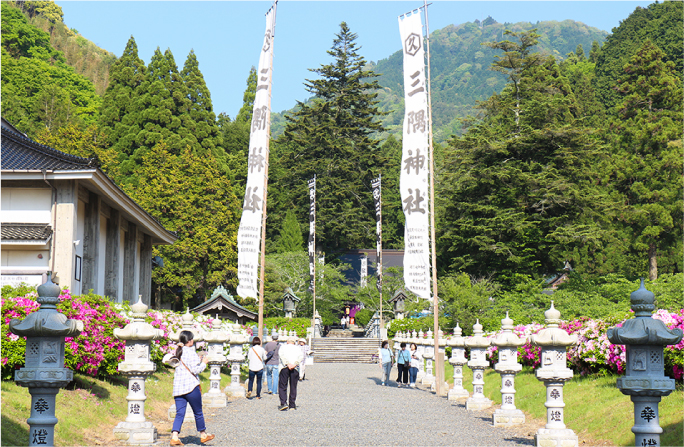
left=445, top=362, right=683, bottom=446
left=1, top=366, right=233, bottom=447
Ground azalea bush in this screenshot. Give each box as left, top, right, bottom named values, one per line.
left=2, top=288, right=128, bottom=379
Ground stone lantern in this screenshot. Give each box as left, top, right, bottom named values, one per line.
left=225, top=323, right=246, bottom=397
left=282, top=288, right=301, bottom=319
left=113, top=296, right=164, bottom=445
left=422, top=329, right=435, bottom=386
left=492, top=312, right=526, bottom=427
left=202, top=316, right=230, bottom=407
left=530, top=302, right=578, bottom=447
left=313, top=310, right=322, bottom=338
left=447, top=324, right=469, bottom=400
left=9, top=275, right=83, bottom=447
left=607, top=280, right=683, bottom=447
left=389, top=290, right=407, bottom=320
left=465, top=319, right=492, bottom=411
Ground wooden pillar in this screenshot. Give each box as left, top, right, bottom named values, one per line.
left=82, top=191, right=100, bottom=294
left=138, top=233, right=152, bottom=307
left=104, top=209, right=121, bottom=301
left=53, top=180, right=77, bottom=290
left=123, top=221, right=138, bottom=303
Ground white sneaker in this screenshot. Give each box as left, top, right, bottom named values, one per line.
left=410, top=383, right=416, bottom=388
left=381, top=382, right=385, bottom=386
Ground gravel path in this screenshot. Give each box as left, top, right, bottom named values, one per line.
left=187, top=363, right=533, bottom=446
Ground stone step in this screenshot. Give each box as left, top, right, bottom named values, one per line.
left=311, top=338, right=380, bottom=363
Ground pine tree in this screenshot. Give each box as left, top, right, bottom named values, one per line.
left=610, top=40, right=683, bottom=280
left=272, top=22, right=388, bottom=258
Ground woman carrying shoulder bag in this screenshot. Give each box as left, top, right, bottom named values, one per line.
left=171, top=330, right=214, bottom=446
left=396, top=342, right=410, bottom=388
left=379, top=341, right=393, bottom=386
left=247, top=337, right=267, bottom=399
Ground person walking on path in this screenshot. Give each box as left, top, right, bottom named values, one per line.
left=278, top=338, right=304, bottom=411
left=247, top=336, right=266, bottom=399
left=396, top=342, right=410, bottom=388
left=263, top=332, right=280, bottom=395
left=170, top=330, right=215, bottom=446
left=409, top=342, right=421, bottom=388
left=379, top=340, right=394, bottom=386
left=297, top=338, right=311, bottom=381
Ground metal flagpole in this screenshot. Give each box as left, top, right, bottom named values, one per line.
left=258, top=1, right=277, bottom=340
left=424, top=0, right=442, bottom=396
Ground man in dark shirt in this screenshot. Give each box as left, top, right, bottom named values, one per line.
left=263, top=332, right=280, bottom=395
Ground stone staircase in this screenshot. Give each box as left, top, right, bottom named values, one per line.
left=311, top=338, right=381, bottom=363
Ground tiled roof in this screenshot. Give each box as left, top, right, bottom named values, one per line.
left=1, top=223, right=53, bottom=242
left=1, top=125, right=99, bottom=170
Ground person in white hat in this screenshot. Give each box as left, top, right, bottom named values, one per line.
left=297, top=338, right=311, bottom=381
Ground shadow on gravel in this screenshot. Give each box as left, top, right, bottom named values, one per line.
left=505, top=436, right=535, bottom=445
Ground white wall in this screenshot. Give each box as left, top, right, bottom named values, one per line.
left=73, top=199, right=85, bottom=295
left=1, top=188, right=52, bottom=223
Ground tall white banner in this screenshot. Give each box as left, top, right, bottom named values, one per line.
left=399, top=11, right=431, bottom=299
left=237, top=9, right=276, bottom=299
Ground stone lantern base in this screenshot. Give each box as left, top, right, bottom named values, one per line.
left=203, top=391, right=227, bottom=408
left=534, top=428, right=578, bottom=447
left=167, top=404, right=196, bottom=424
left=493, top=408, right=525, bottom=427
left=447, top=387, right=469, bottom=401
left=466, top=395, right=492, bottom=411
left=225, top=383, right=246, bottom=398
left=113, top=421, right=159, bottom=445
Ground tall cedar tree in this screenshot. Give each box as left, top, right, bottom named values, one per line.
left=180, top=49, right=225, bottom=167
left=438, top=30, right=613, bottom=282
left=610, top=40, right=683, bottom=280
left=98, top=36, right=146, bottom=179
left=275, top=209, right=304, bottom=253
left=125, top=141, right=240, bottom=307
left=272, top=22, right=388, bottom=258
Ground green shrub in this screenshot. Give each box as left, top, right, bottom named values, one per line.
left=263, top=317, right=310, bottom=338
left=353, top=309, right=374, bottom=327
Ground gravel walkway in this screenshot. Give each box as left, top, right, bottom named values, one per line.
left=185, top=363, right=533, bottom=446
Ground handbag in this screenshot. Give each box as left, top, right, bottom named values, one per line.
left=180, top=359, right=202, bottom=393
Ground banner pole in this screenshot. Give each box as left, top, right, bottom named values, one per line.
left=258, top=1, right=277, bottom=340
left=423, top=0, right=442, bottom=397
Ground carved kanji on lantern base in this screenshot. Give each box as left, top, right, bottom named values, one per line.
left=607, top=280, right=683, bottom=447
left=492, top=313, right=526, bottom=427
left=531, top=302, right=578, bottom=447
left=113, top=296, right=164, bottom=444
left=465, top=320, right=492, bottom=411
left=10, top=275, right=83, bottom=447
left=447, top=324, right=469, bottom=400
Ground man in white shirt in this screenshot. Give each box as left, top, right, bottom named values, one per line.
left=278, top=338, right=304, bottom=411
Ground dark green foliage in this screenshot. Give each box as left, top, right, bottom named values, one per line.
left=593, top=1, right=683, bottom=111
left=353, top=308, right=374, bottom=327
left=124, top=142, right=240, bottom=307
left=271, top=22, right=389, bottom=258
left=608, top=40, right=683, bottom=279
left=274, top=209, right=304, bottom=254
left=262, top=317, right=311, bottom=337
left=1, top=3, right=101, bottom=136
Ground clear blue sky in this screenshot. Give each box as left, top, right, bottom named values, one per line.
left=59, top=1, right=654, bottom=117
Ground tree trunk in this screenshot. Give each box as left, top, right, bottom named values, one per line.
left=648, top=243, right=658, bottom=281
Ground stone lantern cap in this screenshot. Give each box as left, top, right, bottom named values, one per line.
left=607, top=280, right=683, bottom=347
left=114, top=297, right=164, bottom=342
left=170, top=308, right=204, bottom=343
left=203, top=317, right=230, bottom=344
left=465, top=320, right=491, bottom=349
left=447, top=324, right=466, bottom=347
left=10, top=276, right=83, bottom=338
left=530, top=302, right=577, bottom=348
left=492, top=313, right=526, bottom=348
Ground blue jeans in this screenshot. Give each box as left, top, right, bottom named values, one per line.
left=382, top=362, right=392, bottom=384
left=265, top=364, right=279, bottom=394
left=173, top=385, right=205, bottom=433
left=248, top=369, right=263, bottom=397
left=409, top=367, right=419, bottom=385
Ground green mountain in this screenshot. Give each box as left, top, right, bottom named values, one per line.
left=273, top=18, right=608, bottom=143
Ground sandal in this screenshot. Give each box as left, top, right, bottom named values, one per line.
left=170, top=439, right=183, bottom=446
left=200, top=434, right=215, bottom=444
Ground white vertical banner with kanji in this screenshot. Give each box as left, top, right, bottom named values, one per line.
left=399, top=11, right=431, bottom=299
left=237, top=9, right=275, bottom=300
